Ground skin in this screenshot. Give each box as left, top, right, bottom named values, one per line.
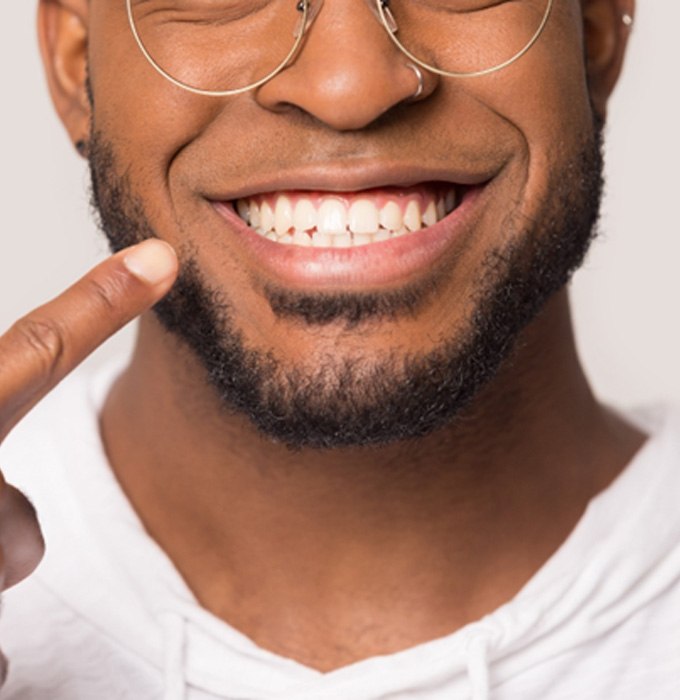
left=0, top=0, right=641, bottom=678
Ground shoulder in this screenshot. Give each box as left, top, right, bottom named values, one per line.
left=0, top=576, right=159, bottom=699
left=0, top=359, right=124, bottom=497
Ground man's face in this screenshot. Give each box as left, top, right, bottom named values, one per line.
left=86, top=0, right=604, bottom=448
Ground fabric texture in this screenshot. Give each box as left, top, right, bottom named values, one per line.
left=0, top=362, right=679, bottom=699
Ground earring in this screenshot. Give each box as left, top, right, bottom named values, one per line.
left=622, top=13, right=633, bottom=27
left=75, top=139, right=88, bottom=156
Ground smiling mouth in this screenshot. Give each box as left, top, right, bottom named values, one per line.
left=232, top=183, right=463, bottom=248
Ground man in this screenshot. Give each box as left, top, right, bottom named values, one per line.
left=0, top=0, right=677, bottom=697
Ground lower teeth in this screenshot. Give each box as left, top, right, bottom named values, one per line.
left=258, top=227, right=406, bottom=247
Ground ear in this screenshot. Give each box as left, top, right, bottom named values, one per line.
left=581, top=0, right=635, bottom=118
left=37, top=0, right=91, bottom=157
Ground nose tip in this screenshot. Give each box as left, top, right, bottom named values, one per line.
left=254, top=5, right=436, bottom=131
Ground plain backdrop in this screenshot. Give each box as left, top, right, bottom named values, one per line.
left=1, top=2, right=678, bottom=411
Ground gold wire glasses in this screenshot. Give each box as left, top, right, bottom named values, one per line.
left=126, top=0, right=555, bottom=97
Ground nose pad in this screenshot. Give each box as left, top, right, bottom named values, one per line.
left=255, top=0, right=437, bottom=131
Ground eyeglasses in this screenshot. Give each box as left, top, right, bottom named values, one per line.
left=126, top=0, right=554, bottom=97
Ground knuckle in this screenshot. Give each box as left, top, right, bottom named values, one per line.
left=12, top=317, right=67, bottom=378
left=0, top=486, right=45, bottom=590
left=0, top=647, right=7, bottom=687
left=84, top=272, right=128, bottom=318
left=0, top=652, right=6, bottom=688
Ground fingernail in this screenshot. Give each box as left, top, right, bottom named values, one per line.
left=123, top=240, right=177, bottom=285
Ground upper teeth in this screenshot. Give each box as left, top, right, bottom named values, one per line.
left=235, top=190, right=458, bottom=247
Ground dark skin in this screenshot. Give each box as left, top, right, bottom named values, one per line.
left=0, top=0, right=638, bottom=676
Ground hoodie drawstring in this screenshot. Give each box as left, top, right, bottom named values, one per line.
left=158, top=604, right=492, bottom=700
left=162, top=610, right=188, bottom=700
left=465, top=634, right=491, bottom=700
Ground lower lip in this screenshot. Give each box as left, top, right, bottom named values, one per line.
left=211, top=186, right=484, bottom=289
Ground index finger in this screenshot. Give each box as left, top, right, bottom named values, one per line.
left=0, top=239, right=178, bottom=442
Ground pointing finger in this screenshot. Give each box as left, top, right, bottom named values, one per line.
left=0, top=239, right=178, bottom=442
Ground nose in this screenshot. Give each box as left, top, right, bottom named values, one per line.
left=255, top=0, right=437, bottom=131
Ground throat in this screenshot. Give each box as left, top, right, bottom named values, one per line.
left=98, top=307, right=647, bottom=672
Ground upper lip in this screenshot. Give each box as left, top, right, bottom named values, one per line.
left=203, top=160, right=500, bottom=202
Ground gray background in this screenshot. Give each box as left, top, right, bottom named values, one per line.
left=1, top=2, right=678, bottom=410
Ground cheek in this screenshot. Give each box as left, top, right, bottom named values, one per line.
left=460, top=2, right=594, bottom=198
left=87, top=1, right=220, bottom=186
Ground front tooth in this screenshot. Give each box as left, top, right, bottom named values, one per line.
left=436, top=198, right=445, bottom=220
left=379, top=201, right=402, bottom=232
left=260, top=201, right=274, bottom=232
left=311, top=231, right=333, bottom=247
left=348, top=199, right=379, bottom=235
left=274, top=196, right=294, bottom=236
left=375, top=229, right=391, bottom=242
left=292, top=230, right=312, bottom=246
left=332, top=232, right=352, bottom=247
left=278, top=233, right=294, bottom=245
left=317, top=199, right=348, bottom=235
left=404, top=201, right=422, bottom=232
left=236, top=199, right=250, bottom=223
left=249, top=201, right=261, bottom=228
left=422, top=201, right=437, bottom=227
left=352, top=233, right=374, bottom=246
left=293, top=198, right=317, bottom=232
left=445, top=189, right=457, bottom=213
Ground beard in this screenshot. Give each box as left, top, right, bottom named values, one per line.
left=89, top=119, right=604, bottom=450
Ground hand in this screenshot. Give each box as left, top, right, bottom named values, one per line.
left=0, top=239, right=178, bottom=684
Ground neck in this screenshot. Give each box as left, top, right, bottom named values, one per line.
left=100, top=290, right=644, bottom=670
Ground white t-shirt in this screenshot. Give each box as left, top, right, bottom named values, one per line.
left=0, top=363, right=678, bottom=700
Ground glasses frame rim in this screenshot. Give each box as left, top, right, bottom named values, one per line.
left=377, top=0, right=555, bottom=79
left=125, top=0, right=313, bottom=97
left=126, top=0, right=555, bottom=97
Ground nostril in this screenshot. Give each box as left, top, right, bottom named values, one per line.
left=255, top=49, right=437, bottom=131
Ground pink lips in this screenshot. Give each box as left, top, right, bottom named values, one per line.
left=211, top=185, right=484, bottom=289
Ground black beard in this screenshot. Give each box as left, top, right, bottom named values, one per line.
left=89, top=120, right=604, bottom=450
